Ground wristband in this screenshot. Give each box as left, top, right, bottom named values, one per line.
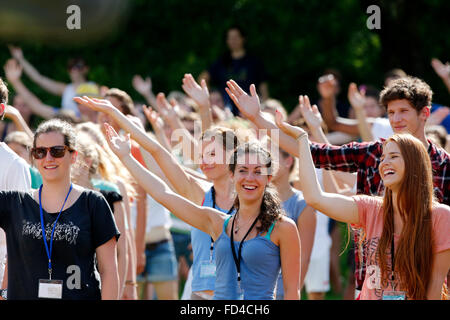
left=125, top=280, right=138, bottom=287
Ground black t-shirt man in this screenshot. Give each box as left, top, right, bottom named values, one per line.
left=209, top=53, right=267, bottom=116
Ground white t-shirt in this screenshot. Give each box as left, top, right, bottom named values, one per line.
left=61, top=83, right=80, bottom=116
left=0, top=142, right=32, bottom=284
left=309, top=169, right=332, bottom=259
left=130, top=194, right=173, bottom=242
left=371, top=117, right=393, bottom=141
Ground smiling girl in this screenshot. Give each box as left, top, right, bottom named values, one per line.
left=0, top=119, right=120, bottom=300
left=102, top=122, right=301, bottom=300
left=275, top=112, right=450, bottom=300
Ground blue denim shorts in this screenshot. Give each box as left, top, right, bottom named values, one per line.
left=137, top=239, right=178, bottom=282
left=171, top=231, right=193, bottom=267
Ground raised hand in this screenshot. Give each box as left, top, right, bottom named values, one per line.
left=225, top=80, right=261, bottom=121
left=275, top=108, right=307, bottom=140
left=132, top=75, right=152, bottom=96
left=73, top=96, right=117, bottom=114
left=103, top=122, right=132, bottom=159
left=3, top=58, right=23, bottom=82
left=431, top=58, right=450, bottom=80
left=427, top=106, right=450, bottom=126
left=347, top=83, right=366, bottom=110
left=298, top=95, right=323, bottom=130
left=7, top=45, right=24, bottom=61
left=155, top=92, right=178, bottom=121
left=317, top=74, right=338, bottom=99
left=181, top=73, right=210, bottom=108
left=3, top=104, right=22, bottom=119
left=142, top=105, right=164, bottom=130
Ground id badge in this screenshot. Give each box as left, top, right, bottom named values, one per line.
left=199, top=260, right=216, bottom=278
left=38, top=279, right=63, bottom=299
left=382, top=290, right=406, bottom=300
left=236, top=282, right=244, bottom=300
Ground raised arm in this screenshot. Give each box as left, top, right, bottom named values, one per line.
left=2, top=105, right=34, bottom=139
left=142, top=105, right=172, bottom=151
left=347, top=83, right=374, bottom=142
left=297, top=95, right=357, bottom=194
left=8, top=45, right=66, bottom=96
left=103, top=123, right=226, bottom=240
left=132, top=75, right=158, bottom=110
left=431, top=58, right=450, bottom=93
left=181, top=73, right=213, bottom=132
left=155, top=93, right=199, bottom=163
left=73, top=96, right=206, bottom=204
left=225, top=81, right=367, bottom=174
left=274, top=111, right=359, bottom=225
left=4, top=59, right=57, bottom=120
left=225, top=80, right=300, bottom=157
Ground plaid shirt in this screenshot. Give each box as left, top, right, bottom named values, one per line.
left=310, top=139, right=450, bottom=290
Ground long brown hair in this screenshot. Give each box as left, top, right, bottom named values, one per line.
left=229, top=142, right=284, bottom=234
left=377, top=134, right=434, bottom=299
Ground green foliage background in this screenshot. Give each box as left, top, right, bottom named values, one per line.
left=1, top=0, right=449, bottom=114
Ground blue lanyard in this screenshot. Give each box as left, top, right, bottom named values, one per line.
left=39, top=184, right=73, bottom=279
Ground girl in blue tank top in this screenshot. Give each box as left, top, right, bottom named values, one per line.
left=102, top=122, right=302, bottom=300
left=83, top=107, right=239, bottom=299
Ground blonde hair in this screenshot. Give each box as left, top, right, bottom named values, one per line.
left=75, top=122, right=136, bottom=198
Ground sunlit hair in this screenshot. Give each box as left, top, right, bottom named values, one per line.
left=73, top=131, right=101, bottom=177
left=229, top=142, right=284, bottom=234
left=201, top=126, right=239, bottom=160
left=378, top=133, right=435, bottom=299
left=104, top=88, right=135, bottom=116
left=0, top=77, right=8, bottom=104
left=75, top=122, right=136, bottom=198
left=380, top=76, right=432, bottom=113
left=33, top=119, right=76, bottom=150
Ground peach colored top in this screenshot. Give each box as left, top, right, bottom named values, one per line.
left=352, top=195, right=450, bottom=300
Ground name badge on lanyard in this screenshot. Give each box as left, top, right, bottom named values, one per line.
left=38, top=279, right=63, bottom=299
left=38, top=184, right=73, bottom=299
left=382, top=236, right=406, bottom=300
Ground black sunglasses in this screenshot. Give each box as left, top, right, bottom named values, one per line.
left=31, top=145, right=72, bottom=159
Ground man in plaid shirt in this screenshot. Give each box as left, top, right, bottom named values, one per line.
left=225, top=76, right=450, bottom=296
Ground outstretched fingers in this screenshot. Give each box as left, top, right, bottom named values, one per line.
left=275, top=109, right=305, bottom=139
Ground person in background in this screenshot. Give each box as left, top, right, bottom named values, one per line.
left=199, top=25, right=269, bottom=116
left=8, top=45, right=94, bottom=118
left=0, top=79, right=32, bottom=300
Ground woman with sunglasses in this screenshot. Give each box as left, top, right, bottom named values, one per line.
left=275, top=112, right=450, bottom=300
left=0, top=119, right=120, bottom=300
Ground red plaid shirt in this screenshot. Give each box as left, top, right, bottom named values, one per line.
left=310, top=139, right=450, bottom=290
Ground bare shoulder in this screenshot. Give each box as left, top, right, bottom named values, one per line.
left=272, top=215, right=300, bottom=245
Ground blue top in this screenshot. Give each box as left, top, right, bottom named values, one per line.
left=276, top=190, right=307, bottom=299
left=190, top=187, right=235, bottom=292
left=213, top=216, right=280, bottom=300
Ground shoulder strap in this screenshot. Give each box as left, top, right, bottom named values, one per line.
left=224, top=215, right=232, bottom=232
left=264, top=220, right=277, bottom=240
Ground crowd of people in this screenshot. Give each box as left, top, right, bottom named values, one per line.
left=0, top=26, right=449, bottom=300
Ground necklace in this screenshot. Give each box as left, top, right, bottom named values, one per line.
left=234, top=211, right=258, bottom=234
